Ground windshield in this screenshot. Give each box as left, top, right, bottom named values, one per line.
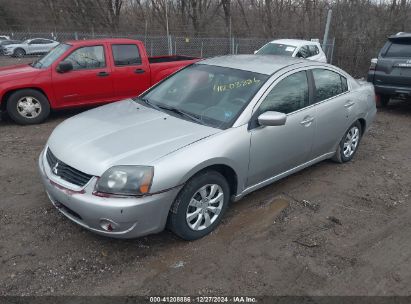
left=256, top=43, right=296, bottom=56
left=31, top=43, right=70, bottom=69
left=139, top=64, right=269, bottom=129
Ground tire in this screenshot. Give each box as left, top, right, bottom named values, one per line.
left=168, top=170, right=230, bottom=240
left=376, top=94, right=390, bottom=108
left=13, top=48, right=26, bottom=58
left=6, top=89, right=50, bottom=125
left=332, top=121, right=362, bottom=163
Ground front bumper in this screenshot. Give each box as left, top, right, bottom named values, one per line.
left=3, top=49, right=13, bottom=56
left=38, top=148, right=182, bottom=238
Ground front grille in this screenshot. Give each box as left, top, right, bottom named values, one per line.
left=46, top=148, right=93, bottom=187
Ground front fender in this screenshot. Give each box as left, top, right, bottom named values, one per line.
left=150, top=124, right=251, bottom=196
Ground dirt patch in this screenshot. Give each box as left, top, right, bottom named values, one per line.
left=0, top=56, right=411, bottom=296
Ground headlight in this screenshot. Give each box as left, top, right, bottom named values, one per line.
left=95, top=166, right=154, bottom=196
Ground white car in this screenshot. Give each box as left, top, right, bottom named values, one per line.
left=3, top=38, right=59, bottom=57
left=255, top=39, right=327, bottom=63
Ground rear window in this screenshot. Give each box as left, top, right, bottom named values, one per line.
left=112, top=44, right=141, bottom=66
left=385, top=41, right=411, bottom=58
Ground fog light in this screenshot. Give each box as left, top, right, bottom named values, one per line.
left=99, top=219, right=118, bottom=232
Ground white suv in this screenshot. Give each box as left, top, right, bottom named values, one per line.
left=255, top=39, right=327, bottom=63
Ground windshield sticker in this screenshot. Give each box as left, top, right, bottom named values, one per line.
left=213, top=77, right=261, bottom=92
left=285, top=46, right=296, bottom=52
left=224, top=111, right=233, bottom=120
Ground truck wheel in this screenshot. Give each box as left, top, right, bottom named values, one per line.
left=13, top=48, right=26, bottom=58
left=168, top=170, right=230, bottom=240
left=332, top=121, right=362, bottom=163
left=6, top=89, right=50, bottom=125
left=376, top=94, right=390, bottom=108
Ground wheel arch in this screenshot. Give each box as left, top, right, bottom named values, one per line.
left=1, top=87, right=51, bottom=112
left=358, top=117, right=366, bottom=135
left=179, top=162, right=240, bottom=199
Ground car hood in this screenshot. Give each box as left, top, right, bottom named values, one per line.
left=0, top=64, right=39, bottom=78
left=47, top=99, right=220, bottom=176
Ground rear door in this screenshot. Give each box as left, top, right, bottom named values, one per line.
left=41, top=39, right=58, bottom=53
left=52, top=44, right=114, bottom=106
left=374, top=38, right=411, bottom=87
left=309, top=68, right=351, bottom=158
left=109, top=43, right=150, bottom=99
left=27, top=39, right=43, bottom=54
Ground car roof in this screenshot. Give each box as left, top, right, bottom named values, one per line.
left=267, top=39, right=320, bottom=47
left=65, top=38, right=141, bottom=46
left=389, top=32, right=411, bottom=41
left=198, top=54, right=308, bottom=75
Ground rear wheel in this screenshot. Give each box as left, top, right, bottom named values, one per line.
left=168, top=171, right=230, bottom=240
left=6, top=89, right=50, bottom=124
left=333, top=121, right=362, bottom=163
left=376, top=94, right=390, bottom=108
left=13, top=48, right=26, bottom=58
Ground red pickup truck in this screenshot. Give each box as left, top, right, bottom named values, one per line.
left=0, top=38, right=200, bottom=124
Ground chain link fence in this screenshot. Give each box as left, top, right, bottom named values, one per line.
left=3, top=31, right=335, bottom=63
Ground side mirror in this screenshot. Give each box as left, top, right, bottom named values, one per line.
left=57, top=61, right=73, bottom=73
left=257, top=111, right=287, bottom=127
left=296, top=52, right=304, bottom=58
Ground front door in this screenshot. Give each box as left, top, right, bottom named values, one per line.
left=52, top=45, right=114, bottom=106
left=247, top=70, right=316, bottom=187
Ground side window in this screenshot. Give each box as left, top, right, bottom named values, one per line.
left=65, top=46, right=105, bottom=70
left=259, top=71, right=309, bottom=114
left=308, top=45, right=320, bottom=56
left=112, top=44, right=141, bottom=66
left=297, top=45, right=310, bottom=58
left=312, top=69, right=347, bottom=102
left=29, top=39, right=41, bottom=45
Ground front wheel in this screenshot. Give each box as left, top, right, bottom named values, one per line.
left=6, top=89, right=50, bottom=124
left=168, top=171, right=230, bottom=240
left=332, top=121, right=362, bottom=163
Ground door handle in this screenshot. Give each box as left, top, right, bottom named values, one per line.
left=134, top=69, right=145, bottom=74
left=300, top=117, right=314, bottom=126
left=97, top=71, right=110, bottom=77
left=344, top=100, right=355, bottom=108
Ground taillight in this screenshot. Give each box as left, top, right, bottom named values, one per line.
left=369, top=58, right=378, bottom=70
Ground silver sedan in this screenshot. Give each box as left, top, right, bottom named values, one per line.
left=38, top=55, right=377, bottom=240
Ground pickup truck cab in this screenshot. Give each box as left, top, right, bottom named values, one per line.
left=367, top=32, right=411, bottom=107
left=0, top=38, right=200, bottom=124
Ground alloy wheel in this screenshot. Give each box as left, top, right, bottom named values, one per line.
left=343, top=126, right=360, bottom=158
left=186, top=184, right=224, bottom=231
left=16, top=96, right=42, bottom=119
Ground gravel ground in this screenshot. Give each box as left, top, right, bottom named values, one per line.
left=0, top=56, right=411, bottom=296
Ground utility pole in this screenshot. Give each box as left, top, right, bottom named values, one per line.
left=229, top=16, right=232, bottom=54
left=165, top=1, right=172, bottom=55
left=323, top=9, right=332, bottom=52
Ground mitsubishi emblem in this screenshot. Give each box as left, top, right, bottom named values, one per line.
left=52, top=162, right=59, bottom=175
